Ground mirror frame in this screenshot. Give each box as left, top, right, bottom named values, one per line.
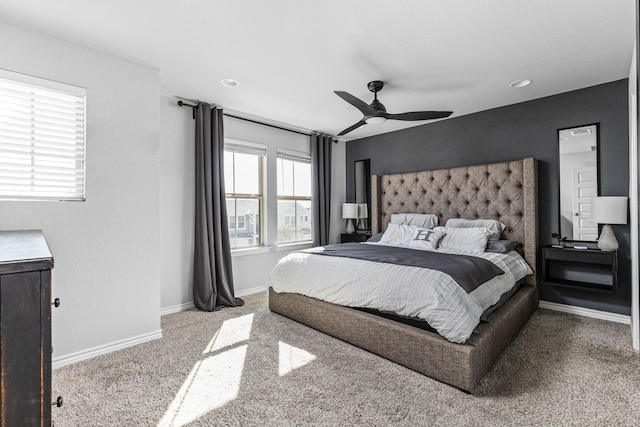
left=354, top=159, right=371, bottom=231
left=556, top=122, right=601, bottom=243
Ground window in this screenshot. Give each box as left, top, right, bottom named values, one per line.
left=224, top=141, right=265, bottom=249
left=0, top=69, right=86, bottom=201
left=277, top=150, right=312, bottom=244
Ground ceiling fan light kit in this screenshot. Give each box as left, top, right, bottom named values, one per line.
left=365, top=116, right=386, bottom=125
left=334, top=80, right=453, bottom=136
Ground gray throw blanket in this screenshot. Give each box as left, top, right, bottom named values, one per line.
left=304, top=243, right=504, bottom=293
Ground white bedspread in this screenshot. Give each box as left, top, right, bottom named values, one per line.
left=267, top=243, right=532, bottom=343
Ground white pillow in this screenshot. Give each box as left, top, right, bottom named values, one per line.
left=390, top=213, right=438, bottom=229
left=444, top=218, right=506, bottom=242
left=380, top=223, right=416, bottom=245
left=434, top=226, right=491, bottom=253
left=380, top=223, right=445, bottom=250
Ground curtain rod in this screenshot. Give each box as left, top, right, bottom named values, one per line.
left=177, top=100, right=336, bottom=142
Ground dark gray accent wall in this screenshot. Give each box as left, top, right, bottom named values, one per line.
left=346, top=79, right=630, bottom=315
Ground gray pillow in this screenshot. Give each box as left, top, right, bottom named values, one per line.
left=367, top=232, right=384, bottom=242
left=485, top=240, right=518, bottom=253
left=445, top=218, right=506, bottom=242
left=390, top=213, right=439, bottom=229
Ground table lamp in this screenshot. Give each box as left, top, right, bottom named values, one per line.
left=342, top=203, right=358, bottom=234
left=589, top=196, right=628, bottom=251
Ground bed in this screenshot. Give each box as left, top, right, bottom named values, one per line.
left=268, top=157, right=538, bottom=392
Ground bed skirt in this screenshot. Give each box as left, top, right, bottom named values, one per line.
left=268, top=284, right=538, bottom=392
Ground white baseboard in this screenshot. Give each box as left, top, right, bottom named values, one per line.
left=539, top=300, right=631, bottom=325
left=160, top=301, right=195, bottom=316
left=236, top=285, right=267, bottom=297
left=160, top=286, right=266, bottom=317
left=54, top=287, right=267, bottom=370
left=52, top=329, right=163, bottom=370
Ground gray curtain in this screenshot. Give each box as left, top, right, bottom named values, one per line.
left=193, top=103, right=243, bottom=311
left=311, top=134, right=332, bottom=246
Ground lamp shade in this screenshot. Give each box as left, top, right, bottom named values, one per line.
left=342, top=203, right=358, bottom=219
left=357, top=203, right=368, bottom=219
left=589, top=196, right=628, bottom=225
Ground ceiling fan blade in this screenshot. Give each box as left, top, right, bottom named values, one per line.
left=337, top=119, right=366, bottom=136
left=334, top=91, right=377, bottom=116
left=384, top=111, right=453, bottom=121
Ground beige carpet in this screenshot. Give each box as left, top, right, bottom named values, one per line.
left=53, top=292, right=640, bottom=426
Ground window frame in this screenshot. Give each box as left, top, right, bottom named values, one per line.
left=224, top=139, right=266, bottom=250
left=0, top=68, right=87, bottom=201
left=277, top=149, right=313, bottom=245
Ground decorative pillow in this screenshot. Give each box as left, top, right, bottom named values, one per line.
left=444, top=218, right=506, bottom=242
left=434, top=226, right=491, bottom=253
left=380, top=223, right=444, bottom=250
left=367, top=232, right=384, bottom=242
left=407, top=227, right=445, bottom=250
left=485, top=240, right=518, bottom=253
left=390, top=213, right=439, bottom=229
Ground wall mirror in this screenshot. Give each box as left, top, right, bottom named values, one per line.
left=354, top=159, right=371, bottom=231
left=558, top=123, right=599, bottom=241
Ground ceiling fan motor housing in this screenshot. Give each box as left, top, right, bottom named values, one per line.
left=367, top=80, right=384, bottom=93
left=369, top=99, right=386, bottom=112
left=368, top=81, right=386, bottom=112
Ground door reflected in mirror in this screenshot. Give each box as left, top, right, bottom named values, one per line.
left=558, top=124, right=599, bottom=241
left=354, top=159, right=371, bottom=231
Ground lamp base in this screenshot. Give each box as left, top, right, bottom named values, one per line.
left=346, top=219, right=355, bottom=234
left=597, top=224, right=619, bottom=251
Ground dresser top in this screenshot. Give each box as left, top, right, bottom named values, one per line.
left=0, top=230, right=53, bottom=273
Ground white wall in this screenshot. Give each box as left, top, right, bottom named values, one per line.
left=0, top=20, right=345, bottom=363
left=159, top=103, right=346, bottom=310
left=160, top=97, right=195, bottom=310
left=0, top=21, right=161, bottom=364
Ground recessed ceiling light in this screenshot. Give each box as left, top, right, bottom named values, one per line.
left=510, top=79, right=532, bottom=88
left=221, top=78, right=240, bottom=88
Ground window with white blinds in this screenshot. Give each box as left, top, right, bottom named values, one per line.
left=277, top=149, right=312, bottom=245
left=0, top=69, right=86, bottom=201
left=224, top=139, right=266, bottom=249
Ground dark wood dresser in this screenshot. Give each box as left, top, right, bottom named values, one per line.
left=0, top=230, right=57, bottom=426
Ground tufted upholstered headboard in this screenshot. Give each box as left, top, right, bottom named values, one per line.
left=371, top=157, right=538, bottom=286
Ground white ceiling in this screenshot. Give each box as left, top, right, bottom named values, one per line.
left=0, top=0, right=635, bottom=140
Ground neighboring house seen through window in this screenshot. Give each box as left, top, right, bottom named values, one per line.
left=224, top=141, right=265, bottom=249
left=0, top=69, right=86, bottom=201
left=277, top=150, right=312, bottom=244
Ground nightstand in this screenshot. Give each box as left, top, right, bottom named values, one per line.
left=340, top=233, right=369, bottom=243
left=541, top=245, right=617, bottom=292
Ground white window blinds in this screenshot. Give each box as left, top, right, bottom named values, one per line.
left=224, top=140, right=267, bottom=157
left=0, top=69, right=86, bottom=201
left=277, top=148, right=310, bottom=164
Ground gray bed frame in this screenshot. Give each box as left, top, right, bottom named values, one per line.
left=269, top=157, right=538, bottom=392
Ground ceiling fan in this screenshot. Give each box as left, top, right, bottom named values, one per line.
left=334, top=81, right=453, bottom=136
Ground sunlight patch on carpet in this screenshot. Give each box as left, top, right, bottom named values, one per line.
left=158, top=345, right=248, bottom=427
left=278, top=341, right=316, bottom=376
left=203, top=313, right=254, bottom=354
